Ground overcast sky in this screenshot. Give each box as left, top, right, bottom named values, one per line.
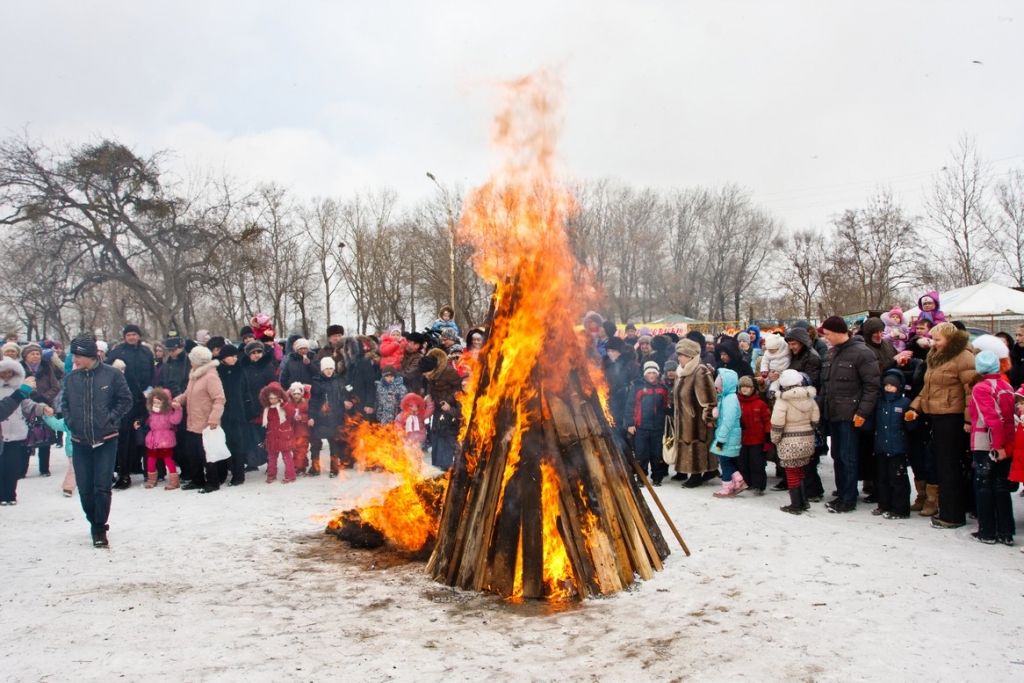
left=2, top=1, right=1022, bottom=233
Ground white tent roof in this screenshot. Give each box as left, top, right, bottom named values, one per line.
left=905, top=281, right=1024, bottom=318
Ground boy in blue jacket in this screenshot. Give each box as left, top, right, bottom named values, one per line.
left=872, top=369, right=918, bottom=518
left=627, top=362, right=670, bottom=486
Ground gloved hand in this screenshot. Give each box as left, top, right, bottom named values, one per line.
left=715, top=441, right=724, bottom=450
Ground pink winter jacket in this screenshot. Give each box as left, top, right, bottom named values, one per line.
left=968, top=375, right=1015, bottom=451
left=380, top=337, right=404, bottom=370
left=144, top=406, right=183, bottom=449
left=174, top=362, right=226, bottom=434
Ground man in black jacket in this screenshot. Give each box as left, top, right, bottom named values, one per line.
left=818, top=316, right=881, bottom=513
left=107, top=324, right=155, bottom=488
left=61, top=334, right=133, bottom=548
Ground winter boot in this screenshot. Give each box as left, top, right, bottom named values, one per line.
left=910, top=480, right=927, bottom=512
left=771, top=478, right=788, bottom=491
left=199, top=463, right=220, bottom=494
left=730, top=472, right=748, bottom=495
left=712, top=480, right=735, bottom=498
left=919, top=484, right=939, bottom=517
left=91, top=525, right=109, bottom=548
left=781, top=486, right=804, bottom=514
left=164, top=473, right=180, bottom=490
left=144, top=472, right=158, bottom=489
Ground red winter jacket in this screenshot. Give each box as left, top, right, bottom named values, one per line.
left=289, top=399, right=310, bottom=443
left=256, top=404, right=295, bottom=456
left=738, top=392, right=771, bottom=446
left=380, top=337, right=404, bottom=370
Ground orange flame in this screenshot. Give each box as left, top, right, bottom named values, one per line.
left=331, top=420, right=447, bottom=552
left=540, top=461, right=574, bottom=600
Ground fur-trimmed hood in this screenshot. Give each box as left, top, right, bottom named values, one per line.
left=400, top=393, right=426, bottom=413
left=926, top=328, right=970, bottom=368
left=259, top=381, right=288, bottom=408
left=424, top=348, right=450, bottom=381
left=189, top=359, right=220, bottom=380
left=0, top=357, right=26, bottom=386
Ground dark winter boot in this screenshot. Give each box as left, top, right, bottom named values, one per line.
left=91, top=525, right=109, bottom=548
left=799, top=482, right=810, bottom=511
left=780, top=486, right=804, bottom=515
left=771, top=478, right=788, bottom=491
left=112, top=475, right=132, bottom=491
left=199, top=463, right=220, bottom=494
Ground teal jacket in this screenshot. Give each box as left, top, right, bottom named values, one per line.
left=710, top=368, right=742, bottom=457
left=43, top=414, right=73, bottom=458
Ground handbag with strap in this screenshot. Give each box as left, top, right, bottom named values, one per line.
left=661, top=418, right=675, bottom=465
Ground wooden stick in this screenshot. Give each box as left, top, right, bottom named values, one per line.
left=626, top=453, right=691, bottom=557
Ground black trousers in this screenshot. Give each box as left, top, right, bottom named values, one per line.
left=735, top=444, right=767, bottom=491
left=930, top=414, right=968, bottom=525
left=183, top=431, right=208, bottom=487
left=633, top=428, right=669, bottom=482
left=875, top=452, right=910, bottom=516
left=223, top=423, right=247, bottom=484
left=857, top=428, right=876, bottom=483
left=0, top=441, right=26, bottom=503
left=973, top=451, right=1015, bottom=539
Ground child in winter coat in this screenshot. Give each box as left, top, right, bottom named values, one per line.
left=736, top=375, right=772, bottom=494
left=430, top=306, right=460, bottom=337
left=395, top=393, right=433, bottom=448
left=379, top=326, right=405, bottom=371
left=258, top=382, right=296, bottom=484
left=970, top=351, right=1016, bottom=544
left=710, top=368, right=745, bottom=497
left=771, top=369, right=820, bottom=514
left=871, top=369, right=917, bottom=518
left=137, top=388, right=183, bottom=490
left=41, top=407, right=74, bottom=496
left=627, top=362, right=670, bottom=486
left=916, top=291, right=947, bottom=325
left=308, top=357, right=349, bottom=477
left=375, top=366, right=408, bottom=427
left=759, top=333, right=791, bottom=400
left=884, top=307, right=910, bottom=353
left=287, top=383, right=311, bottom=475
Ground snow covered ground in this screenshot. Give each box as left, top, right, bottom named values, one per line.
left=2, top=451, right=1022, bottom=683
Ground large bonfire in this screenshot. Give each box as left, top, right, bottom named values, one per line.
left=327, top=72, right=669, bottom=601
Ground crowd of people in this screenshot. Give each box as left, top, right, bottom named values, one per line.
left=587, top=290, right=1024, bottom=550
left=3, top=291, right=1024, bottom=553
left=0, top=306, right=479, bottom=547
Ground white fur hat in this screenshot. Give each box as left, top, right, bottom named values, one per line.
left=320, top=357, right=335, bottom=371
left=288, top=382, right=305, bottom=395
left=293, top=338, right=310, bottom=351
left=971, top=334, right=1009, bottom=360
left=764, top=333, right=785, bottom=352
left=189, top=345, right=213, bottom=366
left=779, top=369, right=803, bottom=388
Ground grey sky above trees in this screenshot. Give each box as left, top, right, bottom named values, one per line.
left=1, top=2, right=1022, bottom=339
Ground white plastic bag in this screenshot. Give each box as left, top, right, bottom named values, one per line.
left=202, top=426, right=231, bottom=463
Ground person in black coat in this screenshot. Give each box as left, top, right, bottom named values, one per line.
left=217, top=345, right=258, bottom=485
left=308, top=357, right=351, bottom=476
left=279, top=338, right=319, bottom=390
left=106, top=325, right=156, bottom=488
left=714, top=336, right=754, bottom=379
left=240, top=342, right=278, bottom=469
left=603, top=337, right=641, bottom=433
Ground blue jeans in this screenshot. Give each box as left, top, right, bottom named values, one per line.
left=718, top=454, right=737, bottom=482
left=829, top=421, right=860, bottom=507
left=72, top=439, right=118, bottom=531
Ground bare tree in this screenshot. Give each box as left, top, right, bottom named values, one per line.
left=300, top=197, right=345, bottom=326
left=989, top=168, right=1024, bottom=287
left=925, top=134, right=992, bottom=287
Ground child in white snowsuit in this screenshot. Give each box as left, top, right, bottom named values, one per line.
left=759, top=333, right=791, bottom=400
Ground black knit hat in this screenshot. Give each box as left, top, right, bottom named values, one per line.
left=122, top=324, right=142, bottom=338
left=219, top=344, right=239, bottom=360
left=605, top=336, right=626, bottom=353
left=327, top=324, right=345, bottom=337
left=240, top=326, right=254, bottom=338
left=207, top=336, right=226, bottom=351
left=70, top=333, right=99, bottom=359
left=821, top=316, right=849, bottom=334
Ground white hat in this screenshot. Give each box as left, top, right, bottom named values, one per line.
left=643, top=361, right=660, bottom=376
left=320, top=357, right=335, bottom=371
left=293, top=338, right=310, bottom=351
left=779, top=369, right=803, bottom=388
left=288, top=382, right=305, bottom=395
left=96, top=340, right=109, bottom=353
left=971, top=334, right=1009, bottom=360
left=189, top=345, right=213, bottom=366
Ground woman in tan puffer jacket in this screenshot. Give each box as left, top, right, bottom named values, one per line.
left=908, top=322, right=976, bottom=528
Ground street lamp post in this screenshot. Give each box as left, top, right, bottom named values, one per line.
left=426, top=172, right=456, bottom=320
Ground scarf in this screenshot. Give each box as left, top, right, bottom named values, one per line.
left=404, top=413, right=421, bottom=433
left=262, top=404, right=287, bottom=428
left=25, top=361, right=41, bottom=376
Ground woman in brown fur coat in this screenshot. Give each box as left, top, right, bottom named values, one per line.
left=672, top=339, right=718, bottom=488
left=908, top=322, right=977, bottom=528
